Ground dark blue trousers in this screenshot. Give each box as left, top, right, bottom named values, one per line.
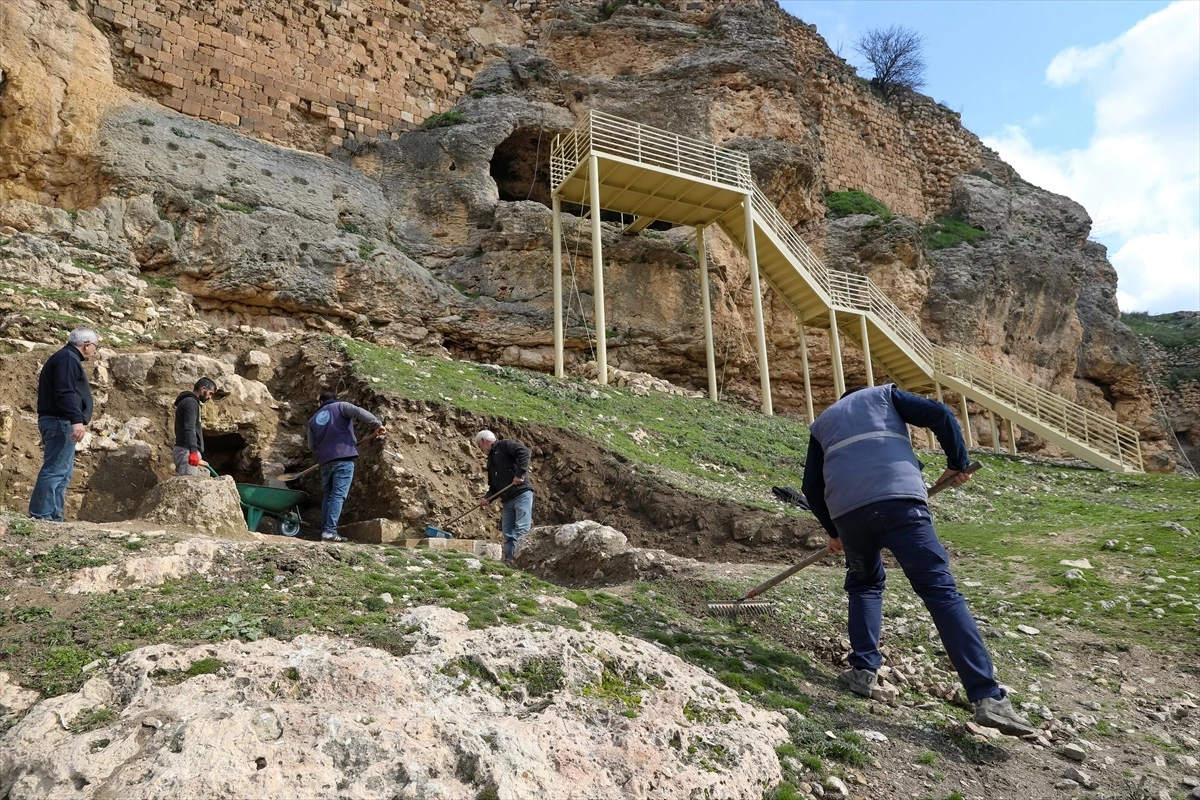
left=834, top=498, right=1001, bottom=703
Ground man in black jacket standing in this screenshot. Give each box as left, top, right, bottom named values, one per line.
left=173, top=377, right=218, bottom=476
left=474, top=430, right=534, bottom=564
left=29, top=328, right=100, bottom=521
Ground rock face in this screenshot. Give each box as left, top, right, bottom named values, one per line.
left=516, top=520, right=699, bottom=585
left=0, top=0, right=1179, bottom=464
left=137, top=476, right=250, bottom=539
left=0, top=608, right=789, bottom=800
left=0, top=0, right=133, bottom=207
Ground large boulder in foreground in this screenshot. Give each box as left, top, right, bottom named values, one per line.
left=515, top=520, right=698, bottom=586
left=0, top=607, right=788, bottom=800
left=137, top=476, right=250, bottom=539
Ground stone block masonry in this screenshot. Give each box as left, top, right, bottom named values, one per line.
left=91, top=0, right=487, bottom=155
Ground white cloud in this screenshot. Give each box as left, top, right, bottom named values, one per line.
left=1112, top=233, right=1200, bottom=313
left=1045, top=43, right=1117, bottom=86
left=984, top=1, right=1200, bottom=314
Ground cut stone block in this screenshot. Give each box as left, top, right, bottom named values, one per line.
left=402, top=538, right=503, bottom=560
left=339, top=518, right=404, bottom=544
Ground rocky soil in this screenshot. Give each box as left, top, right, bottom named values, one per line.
left=1, top=511, right=1198, bottom=800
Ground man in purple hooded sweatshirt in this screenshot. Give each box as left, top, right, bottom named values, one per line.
left=307, top=391, right=386, bottom=542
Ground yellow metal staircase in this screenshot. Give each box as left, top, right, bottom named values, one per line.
left=550, top=111, right=1142, bottom=472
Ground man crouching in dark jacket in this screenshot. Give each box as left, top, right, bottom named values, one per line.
left=173, top=377, right=217, bottom=476
left=474, top=429, right=534, bottom=564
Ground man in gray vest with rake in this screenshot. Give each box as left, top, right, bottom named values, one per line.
left=802, top=385, right=1035, bottom=737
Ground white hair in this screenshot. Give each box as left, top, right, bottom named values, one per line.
left=474, top=430, right=497, bottom=445
left=67, top=328, right=99, bottom=346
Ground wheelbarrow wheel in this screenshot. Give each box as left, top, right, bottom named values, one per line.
left=279, top=517, right=301, bottom=538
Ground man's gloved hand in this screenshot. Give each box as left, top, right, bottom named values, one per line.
left=188, top=451, right=201, bottom=467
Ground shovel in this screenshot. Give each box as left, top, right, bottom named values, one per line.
left=708, top=461, right=982, bottom=618
left=424, top=486, right=510, bottom=539
left=275, top=432, right=376, bottom=482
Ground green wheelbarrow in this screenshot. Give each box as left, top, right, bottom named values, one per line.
left=205, top=465, right=307, bottom=536
left=237, top=483, right=308, bottom=536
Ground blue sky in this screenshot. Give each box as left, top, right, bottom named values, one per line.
left=780, top=0, right=1200, bottom=314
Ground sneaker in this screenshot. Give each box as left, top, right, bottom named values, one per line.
left=321, top=533, right=348, bottom=543
left=839, top=667, right=878, bottom=698
left=974, top=693, right=1036, bottom=736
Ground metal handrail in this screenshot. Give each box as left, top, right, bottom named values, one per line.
left=933, top=347, right=1142, bottom=470
left=548, top=109, right=1143, bottom=471
left=551, top=110, right=752, bottom=192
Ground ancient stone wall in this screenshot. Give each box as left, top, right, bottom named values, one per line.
left=89, top=0, right=489, bottom=154
left=776, top=14, right=986, bottom=220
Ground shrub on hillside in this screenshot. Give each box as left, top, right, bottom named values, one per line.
left=419, top=110, right=467, bottom=130
left=825, top=190, right=893, bottom=221
left=921, top=217, right=988, bottom=250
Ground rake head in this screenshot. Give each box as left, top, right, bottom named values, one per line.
left=706, top=600, right=777, bottom=618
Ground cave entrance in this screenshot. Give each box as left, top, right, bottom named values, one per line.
left=490, top=126, right=676, bottom=230
left=492, top=126, right=558, bottom=207
left=203, top=432, right=253, bottom=482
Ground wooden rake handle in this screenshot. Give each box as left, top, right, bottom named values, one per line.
left=276, top=432, right=378, bottom=482
left=439, top=485, right=510, bottom=530
left=734, top=460, right=981, bottom=604
left=927, top=460, right=982, bottom=497
left=737, top=546, right=831, bottom=603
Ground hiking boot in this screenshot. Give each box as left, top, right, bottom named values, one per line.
left=839, top=667, right=878, bottom=698
left=974, top=693, right=1037, bottom=736
left=321, top=533, right=348, bottom=543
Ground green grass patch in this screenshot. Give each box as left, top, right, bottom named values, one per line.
left=358, top=239, right=376, bottom=259
left=340, top=339, right=812, bottom=507
left=34, top=546, right=107, bottom=575
left=419, top=110, right=467, bottom=130
left=217, top=201, right=256, bottom=214
left=1121, top=311, right=1199, bottom=350
left=922, top=217, right=989, bottom=250
left=170, top=126, right=197, bottom=139
left=151, top=657, right=225, bottom=686
left=5, top=516, right=36, bottom=536
left=825, top=190, right=893, bottom=221
left=69, top=706, right=117, bottom=734
left=139, top=274, right=174, bottom=289
left=515, top=657, right=565, bottom=697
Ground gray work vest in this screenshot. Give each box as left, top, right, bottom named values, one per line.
left=809, top=385, right=927, bottom=519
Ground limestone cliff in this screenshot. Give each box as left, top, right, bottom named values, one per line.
left=0, top=0, right=1183, bottom=468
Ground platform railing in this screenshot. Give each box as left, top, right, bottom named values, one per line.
left=549, top=110, right=1143, bottom=471
left=552, top=110, right=752, bottom=193
left=933, top=347, right=1142, bottom=470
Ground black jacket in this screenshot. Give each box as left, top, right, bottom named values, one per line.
left=173, top=391, right=205, bottom=453
left=486, top=439, right=534, bottom=502
left=36, top=345, right=93, bottom=424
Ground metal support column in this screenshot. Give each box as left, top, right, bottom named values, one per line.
left=696, top=225, right=718, bottom=402
left=1008, top=419, right=1018, bottom=456
left=929, top=384, right=943, bottom=448
left=743, top=194, right=772, bottom=415
left=989, top=410, right=1000, bottom=454
left=828, top=309, right=846, bottom=398
left=589, top=155, right=607, bottom=385
left=552, top=196, right=564, bottom=379
left=960, top=394, right=974, bottom=448
left=799, top=314, right=814, bottom=424
left=859, top=315, right=874, bottom=387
